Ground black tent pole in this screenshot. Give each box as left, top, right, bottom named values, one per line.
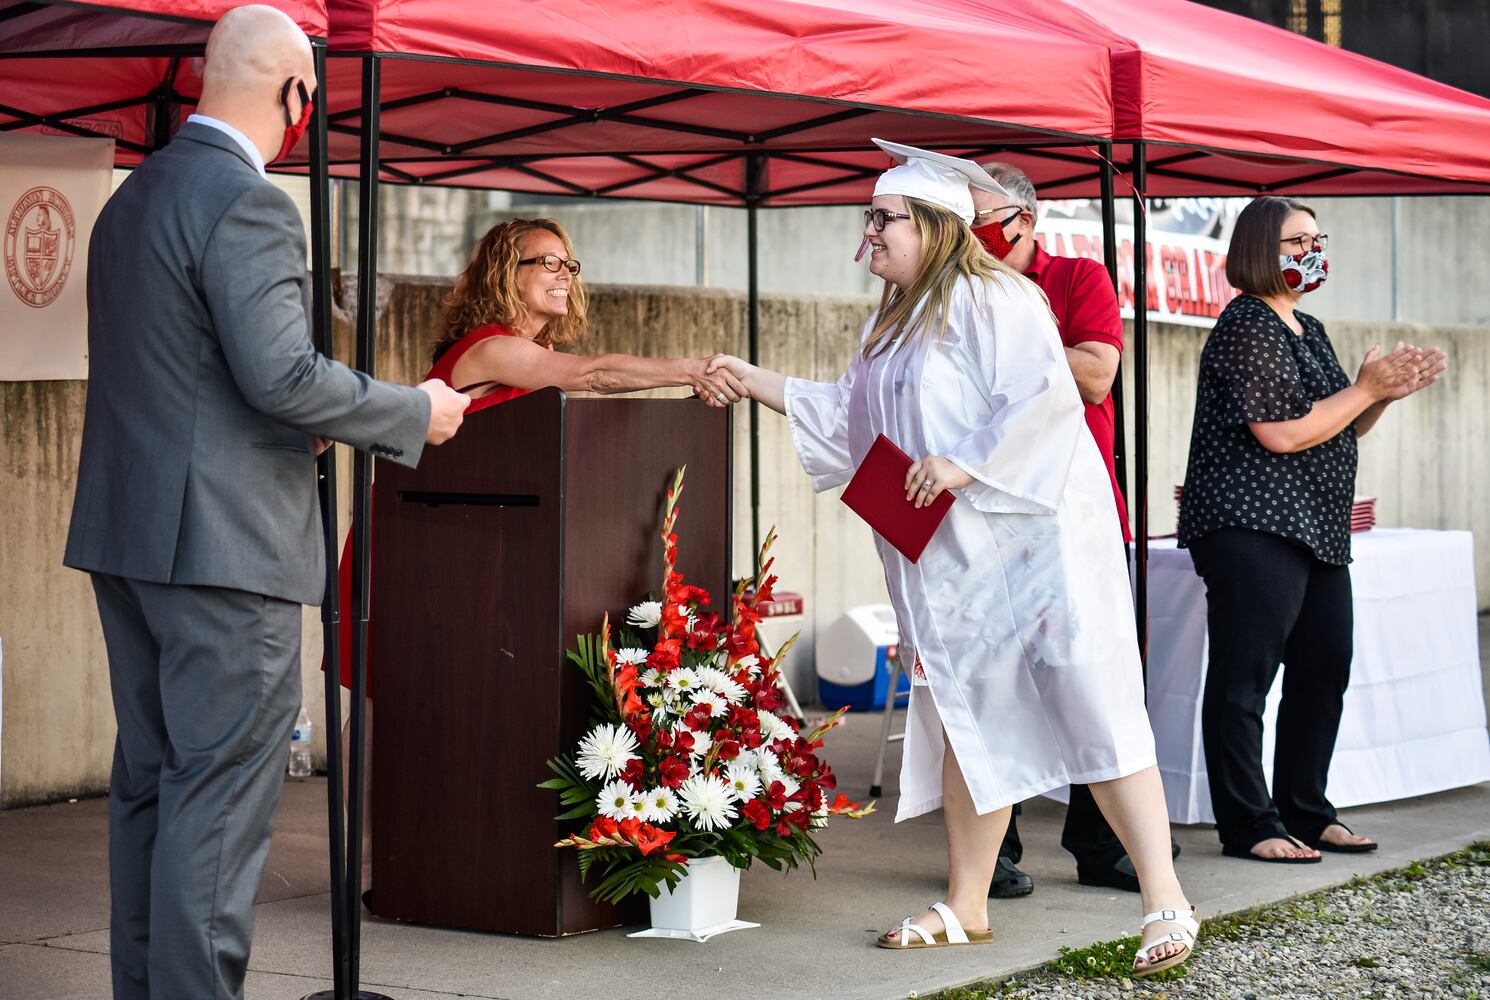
left=306, top=52, right=391, bottom=1000
left=301, top=36, right=351, bottom=1000
left=1098, top=140, right=1129, bottom=535
left=1131, top=141, right=1150, bottom=677
left=745, top=153, right=765, bottom=568
left=345, top=52, right=387, bottom=1000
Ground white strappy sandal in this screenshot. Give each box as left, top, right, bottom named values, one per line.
left=875, top=901, right=994, bottom=950
left=1132, top=905, right=1200, bottom=978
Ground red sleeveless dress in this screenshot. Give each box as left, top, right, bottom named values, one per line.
left=330, top=324, right=535, bottom=696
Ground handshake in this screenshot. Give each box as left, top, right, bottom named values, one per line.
left=686, top=353, right=753, bottom=408
left=394, top=353, right=761, bottom=452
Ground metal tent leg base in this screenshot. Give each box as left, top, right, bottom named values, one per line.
left=302, top=992, right=394, bottom=999
left=869, top=655, right=909, bottom=799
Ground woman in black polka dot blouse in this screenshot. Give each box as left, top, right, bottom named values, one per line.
left=1178, top=196, right=1445, bottom=864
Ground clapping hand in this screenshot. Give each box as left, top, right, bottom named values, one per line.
left=1356, top=342, right=1447, bottom=401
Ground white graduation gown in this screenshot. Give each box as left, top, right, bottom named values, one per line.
left=785, top=274, right=1156, bottom=821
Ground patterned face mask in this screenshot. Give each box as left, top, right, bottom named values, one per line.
left=1280, top=248, right=1328, bottom=293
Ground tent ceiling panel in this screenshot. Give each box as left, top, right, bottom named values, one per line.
left=0, top=0, right=326, bottom=166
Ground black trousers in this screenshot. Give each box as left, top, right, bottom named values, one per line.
left=1000, top=783, right=1123, bottom=865
left=1188, top=527, right=1352, bottom=851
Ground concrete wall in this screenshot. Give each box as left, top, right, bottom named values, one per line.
left=357, top=188, right=1490, bottom=329
left=3, top=281, right=1486, bottom=806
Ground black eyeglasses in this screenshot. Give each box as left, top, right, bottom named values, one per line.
left=518, top=253, right=581, bottom=275
left=864, top=208, right=913, bottom=232
left=1280, top=233, right=1328, bottom=254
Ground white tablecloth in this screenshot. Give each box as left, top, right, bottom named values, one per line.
left=1141, top=529, right=1490, bottom=824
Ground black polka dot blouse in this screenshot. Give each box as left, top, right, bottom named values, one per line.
left=1178, top=294, right=1357, bottom=565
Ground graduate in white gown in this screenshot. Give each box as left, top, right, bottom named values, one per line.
left=709, top=140, right=1198, bottom=976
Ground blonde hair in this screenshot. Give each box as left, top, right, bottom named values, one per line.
left=433, top=218, right=588, bottom=363
left=861, top=198, right=1043, bottom=360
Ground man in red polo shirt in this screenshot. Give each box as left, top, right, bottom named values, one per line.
left=970, top=162, right=1149, bottom=900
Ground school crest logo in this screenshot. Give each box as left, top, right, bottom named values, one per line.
left=5, top=186, right=76, bottom=308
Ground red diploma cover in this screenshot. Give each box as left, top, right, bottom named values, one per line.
left=840, top=434, right=955, bottom=563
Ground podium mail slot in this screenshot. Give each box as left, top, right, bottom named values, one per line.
left=368, top=388, right=731, bottom=936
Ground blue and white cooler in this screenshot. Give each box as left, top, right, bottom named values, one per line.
left=815, top=604, right=907, bottom=711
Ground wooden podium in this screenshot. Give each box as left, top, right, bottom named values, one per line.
left=367, top=389, right=731, bottom=936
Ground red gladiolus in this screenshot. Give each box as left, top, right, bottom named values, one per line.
left=634, top=823, right=677, bottom=856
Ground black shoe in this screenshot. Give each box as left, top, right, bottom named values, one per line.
left=1075, top=852, right=1141, bottom=892
left=989, top=856, right=1034, bottom=898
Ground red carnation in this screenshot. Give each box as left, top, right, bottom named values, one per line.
left=620, top=758, right=645, bottom=790
left=742, top=799, right=772, bottom=831
left=658, top=756, right=689, bottom=789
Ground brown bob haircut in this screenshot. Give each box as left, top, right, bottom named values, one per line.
left=1225, top=196, right=1317, bottom=298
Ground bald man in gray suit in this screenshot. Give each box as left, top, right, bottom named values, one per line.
left=63, top=8, right=468, bottom=998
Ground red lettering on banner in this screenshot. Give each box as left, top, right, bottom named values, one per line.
left=1177, top=249, right=1196, bottom=317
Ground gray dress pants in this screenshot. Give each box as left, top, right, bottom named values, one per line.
left=92, top=573, right=301, bottom=1000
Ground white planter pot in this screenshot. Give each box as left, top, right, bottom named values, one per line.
left=627, top=856, right=759, bottom=942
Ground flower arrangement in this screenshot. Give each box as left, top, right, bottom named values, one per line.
left=542, top=468, right=872, bottom=904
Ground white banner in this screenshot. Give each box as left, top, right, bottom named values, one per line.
left=1, top=133, right=113, bottom=380
left=1035, top=219, right=1238, bottom=329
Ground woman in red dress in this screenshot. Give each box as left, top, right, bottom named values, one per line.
left=330, top=218, right=745, bottom=849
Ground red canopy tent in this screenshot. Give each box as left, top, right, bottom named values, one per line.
left=982, top=0, right=1490, bottom=198
left=310, top=0, right=1120, bottom=203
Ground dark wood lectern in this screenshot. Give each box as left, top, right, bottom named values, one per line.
left=368, top=389, right=731, bottom=936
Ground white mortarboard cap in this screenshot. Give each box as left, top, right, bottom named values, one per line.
left=871, top=138, right=1013, bottom=225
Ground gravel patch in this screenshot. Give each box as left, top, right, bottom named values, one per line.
left=936, top=846, right=1490, bottom=1000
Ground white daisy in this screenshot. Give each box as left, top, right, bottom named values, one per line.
left=723, top=761, right=762, bottom=802
left=695, top=667, right=746, bottom=704
left=811, top=804, right=830, bottom=829
left=627, top=600, right=662, bottom=628
left=639, top=667, right=664, bottom=688
left=626, top=789, right=653, bottom=820
left=756, top=709, right=796, bottom=744
left=678, top=774, right=738, bottom=831
left=690, top=690, right=728, bottom=718
left=575, top=723, right=640, bottom=781
left=646, top=691, right=667, bottom=711
left=664, top=668, right=701, bottom=696
left=615, top=647, right=649, bottom=667
left=755, top=748, right=784, bottom=784
left=778, top=774, right=802, bottom=800
left=596, top=779, right=634, bottom=821
left=734, top=653, right=762, bottom=676
left=643, top=786, right=679, bottom=823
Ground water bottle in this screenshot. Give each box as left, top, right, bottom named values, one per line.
left=288, top=707, right=313, bottom=778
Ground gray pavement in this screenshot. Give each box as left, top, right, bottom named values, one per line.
left=3, top=618, right=1488, bottom=1000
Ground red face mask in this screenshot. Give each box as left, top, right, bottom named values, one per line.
left=977, top=207, right=1024, bottom=260
left=274, top=79, right=313, bottom=163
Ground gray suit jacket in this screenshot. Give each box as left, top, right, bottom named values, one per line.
left=65, top=123, right=429, bottom=606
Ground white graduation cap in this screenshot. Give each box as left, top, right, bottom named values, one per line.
left=871, top=138, right=1013, bottom=225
